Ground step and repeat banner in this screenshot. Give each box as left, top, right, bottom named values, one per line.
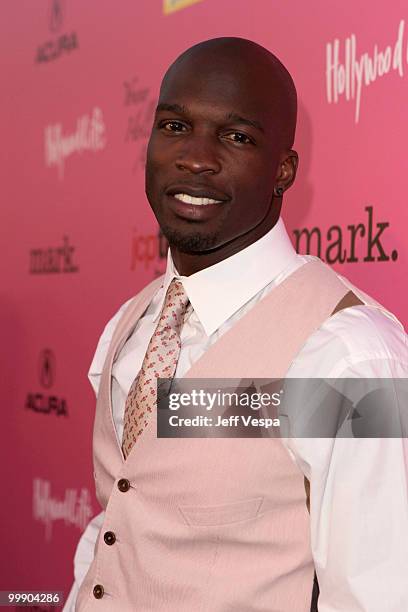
left=1, top=0, right=406, bottom=605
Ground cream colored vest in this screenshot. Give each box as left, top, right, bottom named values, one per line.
left=76, top=259, right=381, bottom=611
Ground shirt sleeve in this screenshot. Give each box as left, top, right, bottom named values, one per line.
left=284, top=357, right=408, bottom=610
left=63, top=511, right=105, bottom=611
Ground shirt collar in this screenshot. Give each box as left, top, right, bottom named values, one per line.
left=153, top=216, right=299, bottom=337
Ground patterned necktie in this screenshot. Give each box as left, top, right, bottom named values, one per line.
left=122, top=278, right=191, bottom=459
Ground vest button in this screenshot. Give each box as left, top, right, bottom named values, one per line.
left=117, top=478, right=130, bottom=492
left=104, top=530, right=116, bottom=545
left=93, top=584, right=104, bottom=599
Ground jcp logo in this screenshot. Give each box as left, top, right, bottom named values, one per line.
left=130, top=230, right=167, bottom=270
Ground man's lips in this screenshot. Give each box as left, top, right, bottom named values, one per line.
left=165, top=193, right=227, bottom=222
left=165, top=184, right=230, bottom=202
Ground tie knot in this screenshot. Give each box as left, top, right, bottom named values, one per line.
left=167, top=277, right=189, bottom=303
left=159, top=278, right=190, bottom=328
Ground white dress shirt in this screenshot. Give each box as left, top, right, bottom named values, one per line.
left=64, top=217, right=408, bottom=611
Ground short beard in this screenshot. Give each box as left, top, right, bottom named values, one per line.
left=160, top=225, right=220, bottom=254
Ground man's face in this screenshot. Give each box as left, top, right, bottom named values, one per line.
left=145, top=53, right=293, bottom=256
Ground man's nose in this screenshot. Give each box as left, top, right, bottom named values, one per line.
left=175, top=135, right=222, bottom=174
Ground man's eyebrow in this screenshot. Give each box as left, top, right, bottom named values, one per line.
left=225, top=112, right=264, bottom=133
left=155, top=103, right=264, bottom=133
left=155, top=103, right=187, bottom=115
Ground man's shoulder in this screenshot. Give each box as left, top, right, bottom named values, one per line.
left=291, top=304, right=407, bottom=378
left=302, top=255, right=404, bottom=328
left=287, top=257, right=407, bottom=374
left=329, top=303, right=406, bottom=354
left=321, top=307, right=405, bottom=380
left=324, top=262, right=406, bottom=364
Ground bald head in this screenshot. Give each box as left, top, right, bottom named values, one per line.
left=146, top=36, right=300, bottom=274
left=160, top=36, right=297, bottom=148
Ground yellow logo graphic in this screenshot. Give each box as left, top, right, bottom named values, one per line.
left=163, top=0, right=203, bottom=14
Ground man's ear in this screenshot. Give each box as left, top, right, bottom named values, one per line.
left=275, top=150, right=299, bottom=192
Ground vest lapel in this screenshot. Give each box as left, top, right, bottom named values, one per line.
left=102, top=276, right=165, bottom=463
left=184, top=260, right=350, bottom=379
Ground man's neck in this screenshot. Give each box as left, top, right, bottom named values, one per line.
left=170, top=213, right=281, bottom=277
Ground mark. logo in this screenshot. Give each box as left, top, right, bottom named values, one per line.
left=293, top=206, right=398, bottom=263
left=38, top=349, right=55, bottom=389
left=30, top=236, right=79, bottom=274
left=49, top=0, right=64, bottom=33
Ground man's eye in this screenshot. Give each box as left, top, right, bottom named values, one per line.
left=225, top=132, right=253, bottom=144
left=160, top=121, right=186, bottom=132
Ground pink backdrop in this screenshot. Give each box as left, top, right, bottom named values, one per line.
left=1, top=0, right=406, bottom=605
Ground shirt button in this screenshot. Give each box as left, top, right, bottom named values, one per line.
left=104, top=530, right=116, bottom=545
left=117, top=478, right=130, bottom=492
left=93, top=584, right=104, bottom=599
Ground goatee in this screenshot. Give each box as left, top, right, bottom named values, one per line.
left=160, top=225, right=220, bottom=254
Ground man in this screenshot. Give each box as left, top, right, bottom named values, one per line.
left=64, top=37, right=408, bottom=611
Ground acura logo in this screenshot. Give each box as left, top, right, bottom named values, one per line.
left=49, top=0, right=64, bottom=33
left=38, top=349, right=56, bottom=389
